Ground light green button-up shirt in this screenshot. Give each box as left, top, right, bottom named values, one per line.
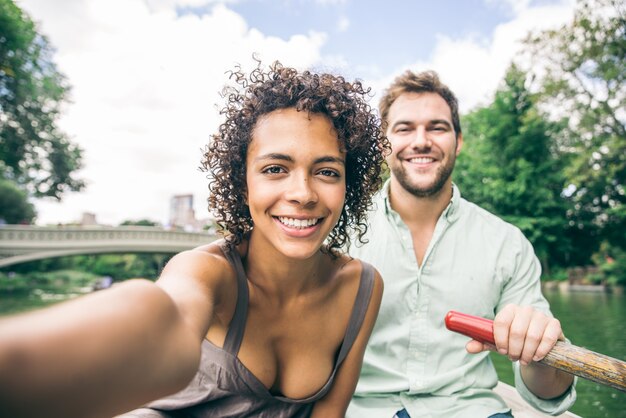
left=347, top=181, right=576, bottom=418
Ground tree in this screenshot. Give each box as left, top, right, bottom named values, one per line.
left=0, top=0, right=84, bottom=199
left=456, top=65, right=572, bottom=272
left=0, top=178, right=35, bottom=224
left=120, top=219, right=161, bottom=227
left=524, top=0, right=625, bottom=263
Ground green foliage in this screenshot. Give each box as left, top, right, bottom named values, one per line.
left=592, top=241, right=626, bottom=286
left=543, top=268, right=569, bottom=282
left=0, top=178, right=35, bottom=223
left=456, top=65, right=572, bottom=272
left=4, top=254, right=76, bottom=273
left=120, top=219, right=161, bottom=227
left=0, top=0, right=84, bottom=199
left=457, top=0, right=625, bottom=276
left=91, top=254, right=166, bottom=280
left=0, top=269, right=98, bottom=294
left=3, top=253, right=174, bottom=281
left=525, top=0, right=625, bottom=262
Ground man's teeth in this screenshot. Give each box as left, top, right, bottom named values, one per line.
left=409, top=157, right=434, bottom=163
left=278, top=217, right=320, bottom=229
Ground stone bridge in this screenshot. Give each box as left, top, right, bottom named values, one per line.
left=0, top=225, right=219, bottom=268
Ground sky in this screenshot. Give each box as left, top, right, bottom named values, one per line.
left=16, top=0, right=577, bottom=227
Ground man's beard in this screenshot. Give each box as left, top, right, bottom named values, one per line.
left=390, top=156, right=455, bottom=198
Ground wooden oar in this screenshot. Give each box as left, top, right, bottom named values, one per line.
left=445, top=310, right=626, bottom=392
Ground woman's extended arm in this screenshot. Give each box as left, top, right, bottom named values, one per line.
left=310, top=268, right=384, bottom=418
left=0, top=248, right=223, bottom=418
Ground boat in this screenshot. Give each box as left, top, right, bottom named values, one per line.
left=494, top=382, right=581, bottom=417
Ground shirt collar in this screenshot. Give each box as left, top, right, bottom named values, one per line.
left=381, top=179, right=462, bottom=224
left=446, top=183, right=462, bottom=222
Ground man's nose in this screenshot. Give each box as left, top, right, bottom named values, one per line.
left=410, top=126, right=431, bottom=149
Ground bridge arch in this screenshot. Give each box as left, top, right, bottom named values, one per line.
left=0, top=225, right=218, bottom=268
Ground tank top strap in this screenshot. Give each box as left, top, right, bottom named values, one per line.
left=219, top=242, right=249, bottom=355
left=335, top=260, right=375, bottom=366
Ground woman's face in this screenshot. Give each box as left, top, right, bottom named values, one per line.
left=245, top=108, right=346, bottom=260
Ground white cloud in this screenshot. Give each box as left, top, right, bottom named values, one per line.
left=484, top=0, right=532, bottom=15
left=144, top=0, right=239, bottom=12
left=371, top=0, right=576, bottom=113
left=19, top=0, right=326, bottom=226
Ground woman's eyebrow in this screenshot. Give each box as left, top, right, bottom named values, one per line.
left=254, top=153, right=293, bottom=162
left=254, top=154, right=345, bottom=165
left=314, top=156, right=345, bottom=165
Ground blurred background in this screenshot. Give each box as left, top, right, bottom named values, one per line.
left=0, top=0, right=624, bottom=416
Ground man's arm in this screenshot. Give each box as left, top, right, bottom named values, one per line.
left=467, top=228, right=575, bottom=403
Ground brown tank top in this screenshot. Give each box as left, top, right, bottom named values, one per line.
left=120, top=243, right=375, bottom=418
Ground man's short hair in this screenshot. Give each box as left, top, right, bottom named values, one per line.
left=379, top=70, right=461, bottom=138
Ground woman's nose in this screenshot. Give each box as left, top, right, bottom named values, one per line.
left=284, top=173, right=318, bottom=206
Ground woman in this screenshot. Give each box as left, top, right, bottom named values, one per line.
left=0, top=62, right=388, bottom=418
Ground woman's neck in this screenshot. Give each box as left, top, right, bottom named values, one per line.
left=242, top=232, right=331, bottom=301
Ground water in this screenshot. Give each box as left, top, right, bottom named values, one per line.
left=1, top=284, right=624, bottom=416
left=492, top=288, right=626, bottom=418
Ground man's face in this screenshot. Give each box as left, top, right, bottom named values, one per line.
left=385, top=92, right=463, bottom=198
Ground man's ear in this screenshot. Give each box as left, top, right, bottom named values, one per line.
left=455, top=132, right=464, bottom=156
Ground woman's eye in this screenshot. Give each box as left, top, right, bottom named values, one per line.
left=262, top=166, right=285, bottom=175
left=318, top=169, right=340, bottom=178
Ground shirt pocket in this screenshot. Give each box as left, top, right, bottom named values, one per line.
left=433, top=264, right=502, bottom=319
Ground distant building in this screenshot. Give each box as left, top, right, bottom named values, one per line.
left=81, top=212, right=98, bottom=226
left=168, top=194, right=217, bottom=232
left=169, top=194, right=196, bottom=230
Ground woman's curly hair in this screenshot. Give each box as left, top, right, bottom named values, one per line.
left=202, top=61, right=390, bottom=255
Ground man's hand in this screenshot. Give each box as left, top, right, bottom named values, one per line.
left=465, top=304, right=563, bottom=366
left=466, top=305, right=575, bottom=399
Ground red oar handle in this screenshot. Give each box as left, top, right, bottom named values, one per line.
left=445, top=310, right=495, bottom=344
left=444, top=310, right=626, bottom=392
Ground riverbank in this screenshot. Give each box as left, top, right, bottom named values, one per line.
left=542, top=280, right=625, bottom=294
left=0, top=269, right=100, bottom=315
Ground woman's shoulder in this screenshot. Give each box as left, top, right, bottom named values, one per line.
left=169, top=239, right=227, bottom=266
left=331, top=255, right=383, bottom=295
left=159, top=239, right=237, bottom=289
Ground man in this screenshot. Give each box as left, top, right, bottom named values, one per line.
left=347, top=70, right=576, bottom=418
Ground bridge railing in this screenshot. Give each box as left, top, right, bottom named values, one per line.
left=0, top=225, right=214, bottom=244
